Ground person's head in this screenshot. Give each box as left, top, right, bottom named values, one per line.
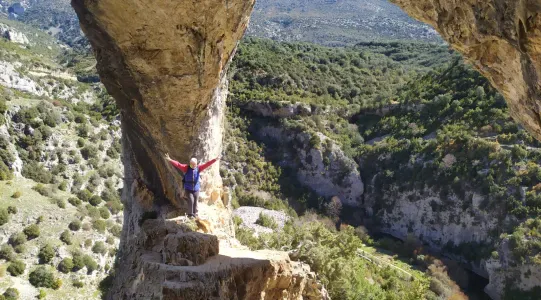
left=189, top=158, right=197, bottom=169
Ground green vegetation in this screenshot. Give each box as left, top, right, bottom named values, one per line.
left=255, top=212, right=278, bottom=229
left=69, top=220, right=82, bottom=231
left=92, top=241, right=107, bottom=255
left=29, top=266, right=57, bottom=288
left=23, top=224, right=40, bottom=240
left=6, top=260, right=25, bottom=276
left=0, top=244, right=16, bottom=262
left=38, top=244, right=54, bottom=264
left=58, top=258, right=73, bottom=274
left=8, top=232, right=27, bottom=247
left=2, top=288, right=19, bottom=300
left=60, top=230, right=72, bottom=245
left=0, top=208, right=9, bottom=226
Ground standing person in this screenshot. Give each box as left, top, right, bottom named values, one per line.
left=165, top=153, right=220, bottom=218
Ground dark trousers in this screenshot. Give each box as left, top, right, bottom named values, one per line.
left=186, top=190, right=199, bottom=216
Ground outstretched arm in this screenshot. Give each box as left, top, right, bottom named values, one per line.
left=165, top=153, right=188, bottom=173
left=199, top=156, right=220, bottom=172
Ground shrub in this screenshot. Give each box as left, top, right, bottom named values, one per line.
left=77, top=189, right=92, bottom=202
left=73, top=279, right=84, bottom=288
left=13, top=245, right=25, bottom=254
left=84, top=239, right=92, bottom=248
left=255, top=212, right=278, bottom=230
left=0, top=244, right=16, bottom=262
left=58, top=258, right=73, bottom=274
left=72, top=252, right=85, bottom=271
left=37, top=216, right=44, bottom=224
left=92, top=241, right=107, bottom=255
left=23, top=224, right=40, bottom=240
left=93, top=220, right=107, bottom=233
left=110, top=225, right=122, bottom=238
left=11, top=191, right=21, bottom=199
left=84, top=255, right=98, bottom=273
left=32, top=184, right=51, bottom=196
left=55, top=198, right=66, bottom=209
left=68, top=197, right=82, bottom=207
left=52, top=278, right=62, bottom=290
left=37, top=289, right=46, bottom=299
left=89, top=195, right=102, bottom=207
left=99, top=206, right=110, bottom=219
left=2, top=288, right=19, bottom=300
left=80, top=145, right=98, bottom=160
left=0, top=208, right=9, bottom=226
left=86, top=205, right=100, bottom=219
left=106, top=236, right=115, bottom=245
left=22, top=162, right=53, bottom=184
left=60, top=230, right=72, bottom=245
left=69, top=220, right=82, bottom=231
left=7, top=260, right=25, bottom=276
left=107, top=200, right=123, bottom=215
left=6, top=207, right=17, bottom=215
left=29, top=266, right=56, bottom=288
left=58, top=181, right=67, bottom=191
left=8, top=232, right=26, bottom=246
left=38, top=244, right=55, bottom=264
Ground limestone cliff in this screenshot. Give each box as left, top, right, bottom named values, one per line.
left=70, top=0, right=327, bottom=299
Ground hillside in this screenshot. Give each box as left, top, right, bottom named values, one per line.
left=0, top=18, right=123, bottom=299
left=247, top=0, right=442, bottom=45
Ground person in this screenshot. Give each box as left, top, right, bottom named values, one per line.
left=164, top=153, right=220, bottom=218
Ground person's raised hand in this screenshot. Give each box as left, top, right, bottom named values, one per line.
left=165, top=153, right=171, bottom=161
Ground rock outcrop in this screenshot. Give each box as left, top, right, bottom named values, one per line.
left=390, top=0, right=541, bottom=144
left=71, top=0, right=327, bottom=298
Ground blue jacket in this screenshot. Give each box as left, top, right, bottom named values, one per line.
left=183, top=167, right=200, bottom=192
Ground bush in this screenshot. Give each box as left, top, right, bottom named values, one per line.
left=32, top=184, right=51, bottom=196
left=37, top=289, right=46, bottom=299
left=7, top=260, right=25, bottom=276
left=55, top=198, right=66, bottom=209
left=84, top=239, right=92, bottom=248
left=93, top=220, right=107, bottom=233
left=22, top=162, right=53, bottom=184
left=0, top=244, right=16, bottom=262
left=73, top=279, right=84, bottom=288
left=11, top=191, right=21, bottom=199
left=58, top=181, right=68, bottom=191
left=84, top=255, right=98, bottom=273
left=8, top=232, right=26, bottom=246
left=38, top=244, right=55, bottom=264
left=80, top=145, right=98, bottom=160
left=89, top=195, right=102, bottom=207
left=68, top=197, right=82, bottom=207
left=255, top=212, right=278, bottom=230
left=23, top=224, right=40, bottom=239
left=110, top=225, right=122, bottom=238
left=72, top=252, right=85, bottom=271
left=58, top=258, right=73, bottom=274
left=99, top=206, right=110, bottom=219
left=6, top=206, right=17, bottom=214
left=92, top=241, right=107, bottom=255
left=60, top=230, right=72, bottom=245
left=2, top=288, right=19, bottom=300
left=37, top=216, right=44, bottom=224
left=13, top=245, right=25, bottom=254
left=29, top=266, right=56, bottom=288
left=0, top=208, right=9, bottom=226
left=106, top=236, right=115, bottom=245
left=69, top=220, right=82, bottom=231
left=77, top=189, right=92, bottom=202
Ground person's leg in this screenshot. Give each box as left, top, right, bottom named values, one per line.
left=186, top=190, right=195, bottom=217
left=193, top=191, right=199, bottom=216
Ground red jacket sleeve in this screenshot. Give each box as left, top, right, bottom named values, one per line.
left=198, top=158, right=218, bottom=172
left=169, top=160, right=188, bottom=173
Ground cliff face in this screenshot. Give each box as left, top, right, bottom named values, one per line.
left=390, top=0, right=541, bottom=143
